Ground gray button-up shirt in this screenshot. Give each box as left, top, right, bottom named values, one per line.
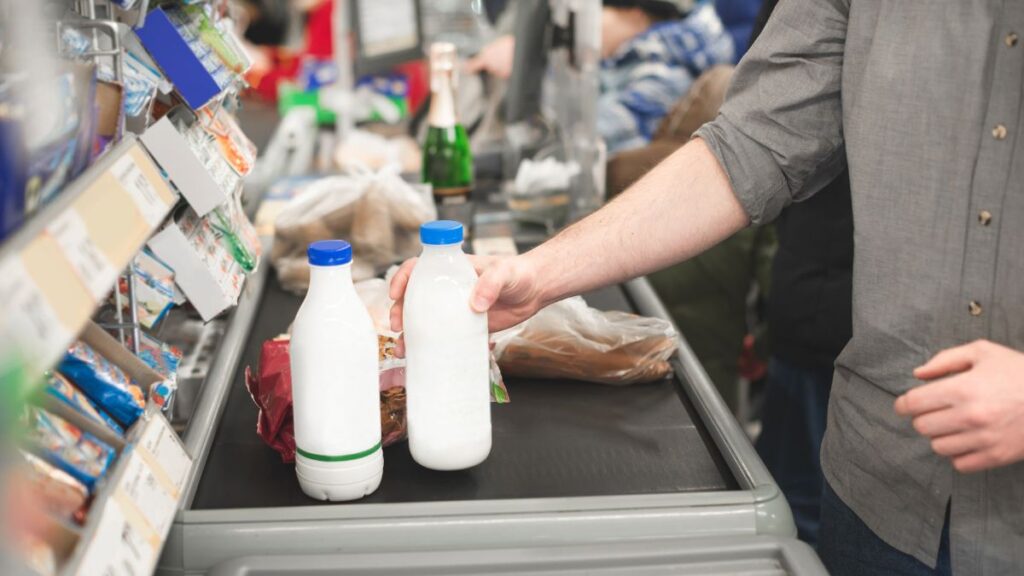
left=695, top=0, right=1024, bottom=573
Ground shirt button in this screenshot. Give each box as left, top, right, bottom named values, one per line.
left=979, top=210, right=993, bottom=226
left=993, top=124, right=1008, bottom=140
left=1007, top=32, right=1020, bottom=47
left=969, top=301, right=984, bottom=317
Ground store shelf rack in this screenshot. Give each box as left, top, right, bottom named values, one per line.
left=0, top=136, right=178, bottom=377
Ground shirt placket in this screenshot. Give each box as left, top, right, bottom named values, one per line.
left=952, top=10, right=1024, bottom=576
left=959, top=27, right=1022, bottom=341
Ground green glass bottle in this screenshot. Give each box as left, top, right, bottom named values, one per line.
left=422, top=43, right=474, bottom=230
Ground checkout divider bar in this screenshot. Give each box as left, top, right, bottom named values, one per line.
left=622, top=277, right=794, bottom=536
left=179, top=238, right=271, bottom=510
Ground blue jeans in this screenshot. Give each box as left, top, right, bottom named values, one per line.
left=819, top=481, right=951, bottom=575
left=754, top=358, right=832, bottom=545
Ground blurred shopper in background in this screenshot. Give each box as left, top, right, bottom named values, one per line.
left=467, top=0, right=735, bottom=155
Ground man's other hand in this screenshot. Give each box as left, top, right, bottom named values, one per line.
left=895, top=340, right=1024, bottom=473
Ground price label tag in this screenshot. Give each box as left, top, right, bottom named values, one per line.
left=139, top=414, right=191, bottom=490
left=0, top=258, right=71, bottom=368
left=75, top=498, right=158, bottom=576
left=119, top=450, right=177, bottom=536
left=46, top=209, right=118, bottom=301
left=112, top=154, right=169, bottom=228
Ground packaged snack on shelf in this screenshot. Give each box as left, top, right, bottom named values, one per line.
left=148, top=205, right=248, bottom=321
left=123, top=52, right=160, bottom=117
left=59, top=341, right=145, bottom=427
left=25, top=407, right=116, bottom=491
left=198, top=106, right=257, bottom=177
left=125, top=332, right=182, bottom=409
left=15, top=450, right=89, bottom=524
left=43, top=372, right=124, bottom=437
left=112, top=249, right=176, bottom=330
left=210, top=197, right=261, bottom=273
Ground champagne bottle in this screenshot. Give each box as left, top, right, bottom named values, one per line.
left=422, top=42, right=474, bottom=231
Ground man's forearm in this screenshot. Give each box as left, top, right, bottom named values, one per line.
left=524, top=138, right=749, bottom=305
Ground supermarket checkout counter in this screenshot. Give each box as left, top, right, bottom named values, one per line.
left=155, top=103, right=822, bottom=575
left=157, top=254, right=814, bottom=574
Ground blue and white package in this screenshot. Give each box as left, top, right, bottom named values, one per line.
left=26, top=407, right=116, bottom=492
left=59, top=341, right=145, bottom=427
left=44, top=372, right=125, bottom=436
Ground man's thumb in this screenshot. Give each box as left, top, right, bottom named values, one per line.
left=471, top=265, right=507, bottom=312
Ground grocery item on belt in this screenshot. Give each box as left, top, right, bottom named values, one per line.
left=43, top=372, right=124, bottom=437
left=25, top=407, right=116, bottom=491
left=493, top=296, right=678, bottom=385
left=271, top=170, right=435, bottom=294
left=59, top=341, right=145, bottom=427
left=15, top=449, right=89, bottom=524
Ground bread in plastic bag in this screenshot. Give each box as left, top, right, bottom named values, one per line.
left=271, top=166, right=436, bottom=294
left=493, top=296, right=678, bottom=385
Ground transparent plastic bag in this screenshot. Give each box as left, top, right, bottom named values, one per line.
left=493, top=297, right=678, bottom=385
left=271, top=166, right=436, bottom=294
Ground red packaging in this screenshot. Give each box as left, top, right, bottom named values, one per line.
left=245, top=336, right=408, bottom=463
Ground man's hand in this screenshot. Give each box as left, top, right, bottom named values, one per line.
left=389, top=254, right=545, bottom=337
left=465, top=35, right=516, bottom=79
left=895, top=340, right=1024, bottom=473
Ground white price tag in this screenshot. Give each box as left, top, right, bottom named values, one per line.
left=75, top=499, right=158, bottom=576
left=113, top=154, right=168, bottom=228
left=0, top=258, right=71, bottom=367
left=119, top=450, right=177, bottom=537
left=47, top=210, right=118, bottom=301
left=139, top=414, right=192, bottom=490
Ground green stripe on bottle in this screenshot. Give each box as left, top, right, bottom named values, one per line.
left=296, top=442, right=382, bottom=463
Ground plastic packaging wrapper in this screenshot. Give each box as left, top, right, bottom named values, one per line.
left=126, top=332, right=182, bottom=411
left=59, top=341, right=145, bottom=427
left=493, top=296, right=679, bottom=385
left=271, top=168, right=436, bottom=294
left=43, top=372, right=124, bottom=437
left=25, top=407, right=115, bottom=492
left=16, top=450, right=89, bottom=525
left=247, top=279, right=508, bottom=462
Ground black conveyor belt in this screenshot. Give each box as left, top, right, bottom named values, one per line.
left=192, top=275, right=736, bottom=510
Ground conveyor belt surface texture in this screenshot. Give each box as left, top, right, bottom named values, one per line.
left=192, top=275, right=736, bottom=510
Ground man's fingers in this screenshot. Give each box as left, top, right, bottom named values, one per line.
left=930, top=430, right=992, bottom=458
left=471, top=262, right=509, bottom=313
left=914, top=343, right=979, bottom=381
left=394, top=335, right=405, bottom=359
left=465, top=56, right=484, bottom=74
left=912, top=408, right=970, bottom=438
left=390, top=299, right=404, bottom=333
left=895, top=375, right=965, bottom=416
left=952, top=450, right=998, bottom=474
left=389, top=258, right=418, bottom=301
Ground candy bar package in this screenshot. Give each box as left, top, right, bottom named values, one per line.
left=16, top=450, right=89, bottom=524
left=25, top=407, right=116, bottom=491
left=113, top=249, right=176, bottom=330
left=43, top=372, right=124, bottom=437
left=59, top=341, right=145, bottom=427
left=126, top=332, right=182, bottom=410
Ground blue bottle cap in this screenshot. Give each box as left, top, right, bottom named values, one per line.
left=307, top=240, right=353, bottom=266
left=420, top=221, right=464, bottom=246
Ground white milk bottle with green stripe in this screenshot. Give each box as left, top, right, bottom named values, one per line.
left=404, top=221, right=492, bottom=470
left=290, top=240, right=382, bottom=500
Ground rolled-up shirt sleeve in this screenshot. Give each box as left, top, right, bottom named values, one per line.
left=695, top=0, right=850, bottom=225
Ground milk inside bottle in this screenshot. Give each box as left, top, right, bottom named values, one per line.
left=404, top=221, right=492, bottom=470
left=290, top=240, right=383, bottom=500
